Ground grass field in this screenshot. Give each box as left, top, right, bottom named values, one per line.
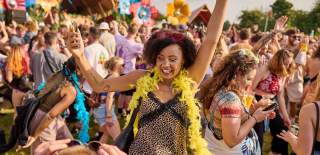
left=0, top=100, right=282, bottom=155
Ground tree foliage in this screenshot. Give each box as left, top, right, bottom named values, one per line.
left=223, top=20, right=231, bottom=31
left=270, top=0, right=293, bottom=19
left=238, top=10, right=266, bottom=31
left=238, top=0, right=320, bottom=34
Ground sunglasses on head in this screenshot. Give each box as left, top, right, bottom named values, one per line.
left=67, top=140, right=102, bottom=152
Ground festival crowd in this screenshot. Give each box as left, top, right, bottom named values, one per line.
left=0, top=0, right=319, bottom=155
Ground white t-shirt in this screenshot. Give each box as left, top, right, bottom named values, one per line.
left=83, top=42, right=109, bottom=94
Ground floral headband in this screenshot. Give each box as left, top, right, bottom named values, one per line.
left=156, top=31, right=186, bottom=43
left=239, top=49, right=260, bottom=64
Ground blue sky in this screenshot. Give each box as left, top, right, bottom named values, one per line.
left=152, top=0, right=318, bottom=22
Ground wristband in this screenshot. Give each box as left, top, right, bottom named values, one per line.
left=46, top=113, right=54, bottom=120
left=251, top=115, right=258, bottom=123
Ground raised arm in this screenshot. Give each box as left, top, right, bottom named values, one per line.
left=67, top=29, right=145, bottom=93
left=188, top=0, right=228, bottom=85
left=0, top=22, right=8, bottom=44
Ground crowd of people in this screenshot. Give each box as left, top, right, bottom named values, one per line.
left=0, top=0, right=319, bottom=154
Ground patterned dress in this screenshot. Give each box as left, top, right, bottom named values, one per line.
left=128, top=92, right=188, bottom=155
left=205, top=89, right=260, bottom=155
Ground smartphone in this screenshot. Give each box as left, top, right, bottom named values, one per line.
left=263, top=102, right=277, bottom=111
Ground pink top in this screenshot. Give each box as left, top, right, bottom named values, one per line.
left=257, top=73, right=281, bottom=95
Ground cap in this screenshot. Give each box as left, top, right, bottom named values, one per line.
left=99, top=22, right=110, bottom=30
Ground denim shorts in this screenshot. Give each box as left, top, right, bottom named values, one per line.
left=93, top=104, right=117, bottom=126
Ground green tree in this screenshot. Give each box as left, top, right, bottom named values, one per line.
left=223, top=20, right=231, bottom=31
left=271, top=0, right=293, bottom=19
left=289, top=10, right=310, bottom=33
left=307, top=0, right=320, bottom=34
left=238, top=10, right=266, bottom=31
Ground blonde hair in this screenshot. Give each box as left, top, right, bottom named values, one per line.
left=7, top=46, right=25, bottom=78
left=25, top=21, right=37, bottom=32
left=57, top=146, right=96, bottom=155
left=104, top=56, right=123, bottom=72
left=268, top=49, right=295, bottom=77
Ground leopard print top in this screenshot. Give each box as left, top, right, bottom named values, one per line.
left=128, top=92, right=188, bottom=155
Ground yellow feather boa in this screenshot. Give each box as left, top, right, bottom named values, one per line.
left=125, top=68, right=212, bottom=155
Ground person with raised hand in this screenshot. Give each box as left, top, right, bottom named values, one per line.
left=66, top=0, right=228, bottom=154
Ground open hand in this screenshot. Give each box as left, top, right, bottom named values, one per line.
left=66, top=24, right=84, bottom=59
left=34, top=139, right=71, bottom=155
left=277, top=130, right=297, bottom=145
left=274, top=16, right=288, bottom=31
left=21, top=136, right=37, bottom=149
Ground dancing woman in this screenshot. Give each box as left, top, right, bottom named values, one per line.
left=67, top=0, right=228, bottom=154
left=21, top=58, right=90, bottom=154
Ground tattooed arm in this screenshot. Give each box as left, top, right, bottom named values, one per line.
left=76, top=55, right=145, bottom=92
left=67, top=27, right=145, bottom=93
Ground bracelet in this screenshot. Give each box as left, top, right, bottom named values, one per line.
left=251, top=103, right=256, bottom=111
left=46, top=113, right=54, bottom=120
left=106, top=115, right=112, bottom=118
left=251, top=115, right=258, bottom=123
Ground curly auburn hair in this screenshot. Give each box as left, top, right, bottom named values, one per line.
left=200, top=50, right=258, bottom=111
left=268, top=49, right=295, bottom=77
left=143, top=30, right=196, bottom=68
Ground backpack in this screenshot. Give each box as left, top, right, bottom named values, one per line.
left=0, top=88, right=55, bottom=153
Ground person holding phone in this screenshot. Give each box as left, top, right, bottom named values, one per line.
left=66, top=0, right=229, bottom=154
left=252, top=49, right=295, bottom=154
left=200, top=50, right=275, bottom=154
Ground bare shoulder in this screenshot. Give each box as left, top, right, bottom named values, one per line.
left=301, top=102, right=318, bottom=113
left=300, top=102, right=318, bottom=121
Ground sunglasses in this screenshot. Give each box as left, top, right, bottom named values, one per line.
left=291, top=35, right=301, bottom=41
left=67, top=140, right=102, bottom=152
